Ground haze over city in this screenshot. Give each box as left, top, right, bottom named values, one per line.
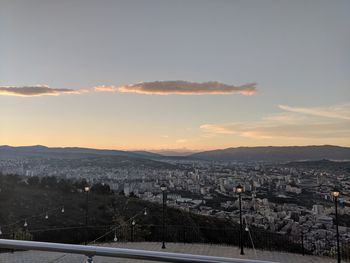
left=1, top=0, right=349, bottom=151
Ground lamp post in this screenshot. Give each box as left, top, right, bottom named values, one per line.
left=84, top=186, right=90, bottom=245
left=235, top=184, right=244, bottom=255
left=160, top=184, right=167, bottom=249
left=131, top=220, right=136, bottom=242
left=331, top=188, right=341, bottom=263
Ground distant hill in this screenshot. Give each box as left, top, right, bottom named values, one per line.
left=3, top=145, right=350, bottom=162
left=190, top=145, right=350, bottom=162
left=130, top=151, right=164, bottom=158
left=0, top=145, right=193, bottom=163
left=0, top=145, right=158, bottom=160
left=151, top=150, right=198, bottom=157
left=0, top=145, right=179, bottom=169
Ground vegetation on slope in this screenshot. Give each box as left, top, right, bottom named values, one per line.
left=0, top=174, right=234, bottom=244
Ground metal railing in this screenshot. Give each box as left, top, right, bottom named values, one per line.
left=1, top=224, right=349, bottom=261
left=0, top=239, right=276, bottom=263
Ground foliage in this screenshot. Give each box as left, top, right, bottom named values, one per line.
left=0, top=173, right=234, bottom=244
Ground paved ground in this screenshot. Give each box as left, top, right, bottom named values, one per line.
left=0, top=242, right=337, bottom=263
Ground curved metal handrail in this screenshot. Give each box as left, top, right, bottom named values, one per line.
left=0, top=239, right=277, bottom=263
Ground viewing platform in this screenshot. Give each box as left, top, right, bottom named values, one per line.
left=0, top=241, right=335, bottom=263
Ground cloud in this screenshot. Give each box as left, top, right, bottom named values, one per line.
left=199, top=124, right=236, bottom=134
left=200, top=103, right=350, bottom=140
left=2, top=81, right=257, bottom=97
left=94, top=85, right=119, bottom=92
left=201, top=121, right=350, bottom=140
left=96, top=81, right=257, bottom=95
left=0, top=85, right=82, bottom=97
left=278, top=104, right=350, bottom=120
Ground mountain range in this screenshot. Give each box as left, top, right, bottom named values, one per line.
left=1, top=145, right=350, bottom=162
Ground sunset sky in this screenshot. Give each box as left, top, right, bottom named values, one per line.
left=1, top=0, right=349, bottom=151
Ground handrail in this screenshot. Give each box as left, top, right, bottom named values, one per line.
left=0, top=239, right=277, bottom=263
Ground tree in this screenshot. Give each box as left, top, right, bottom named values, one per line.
left=28, top=176, right=40, bottom=185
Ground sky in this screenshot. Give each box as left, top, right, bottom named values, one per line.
left=0, top=0, right=349, bottom=151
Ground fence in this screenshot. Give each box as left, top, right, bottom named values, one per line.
left=0, top=224, right=349, bottom=261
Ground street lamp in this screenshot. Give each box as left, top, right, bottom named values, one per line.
left=114, top=229, right=118, bottom=242
left=160, top=183, right=167, bottom=249
left=131, top=220, right=136, bottom=242
left=331, top=188, right=341, bottom=263
left=235, top=184, right=244, bottom=255
left=84, top=185, right=90, bottom=245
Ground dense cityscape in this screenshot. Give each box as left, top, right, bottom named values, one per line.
left=1, top=148, right=349, bottom=257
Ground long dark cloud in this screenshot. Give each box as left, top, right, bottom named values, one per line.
left=96, top=81, right=257, bottom=95
left=0, top=85, right=81, bottom=97
left=2, top=80, right=257, bottom=97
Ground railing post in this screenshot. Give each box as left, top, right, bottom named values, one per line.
left=183, top=225, right=186, bottom=243
left=301, top=232, right=305, bottom=256
left=85, top=255, right=93, bottom=263
left=11, top=232, right=15, bottom=253
left=131, top=223, right=134, bottom=242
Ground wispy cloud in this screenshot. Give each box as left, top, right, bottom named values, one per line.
left=199, top=124, right=236, bottom=134
left=201, top=122, right=350, bottom=139
left=278, top=104, right=350, bottom=120
left=200, top=103, right=350, bottom=140
left=0, top=85, right=83, bottom=97
left=96, top=81, right=257, bottom=95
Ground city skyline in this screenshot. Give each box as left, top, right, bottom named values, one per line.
left=1, top=0, right=349, bottom=151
